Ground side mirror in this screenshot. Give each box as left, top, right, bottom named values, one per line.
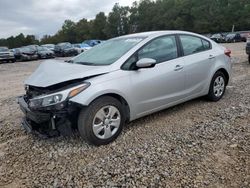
left=136, top=58, right=156, bottom=69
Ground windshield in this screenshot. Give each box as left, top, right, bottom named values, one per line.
left=81, top=43, right=90, bottom=47
left=0, top=47, right=8, bottom=52
left=211, top=34, right=221, bottom=38
left=227, top=34, right=235, bottom=37
left=20, top=47, right=32, bottom=53
left=38, top=46, right=48, bottom=51
left=42, top=44, right=54, bottom=48
left=55, top=43, right=71, bottom=49
left=72, top=37, right=144, bottom=66
left=73, top=44, right=81, bottom=48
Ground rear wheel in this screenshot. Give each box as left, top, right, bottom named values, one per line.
left=78, top=96, right=125, bottom=145
left=207, top=71, right=226, bottom=101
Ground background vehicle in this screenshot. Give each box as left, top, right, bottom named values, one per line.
left=26, top=45, right=39, bottom=53
left=210, top=33, right=225, bottom=43
left=41, top=44, right=55, bottom=51
left=73, top=43, right=92, bottom=53
left=13, top=47, right=38, bottom=61
left=82, top=39, right=103, bottom=47
left=0, top=46, right=15, bottom=63
left=240, top=32, right=250, bottom=42
left=246, top=38, right=250, bottom=63
left=37, top=46, right=55, bottom=59
left=54, top=42, right=79, bottom=57
left=225, top=33, right=242, bottom=43
left=18, top=31, right=232, bottom=145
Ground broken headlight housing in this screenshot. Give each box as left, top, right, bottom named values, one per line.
left=29, top=83, right=90, bottom=108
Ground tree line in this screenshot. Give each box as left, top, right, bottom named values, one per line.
left=1, top=0, right=250, bottom=48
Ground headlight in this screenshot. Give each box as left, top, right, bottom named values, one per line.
left=29, top=83, right=90, bottom=108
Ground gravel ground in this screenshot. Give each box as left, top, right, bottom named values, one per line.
left=0, top=43, right=249, bottom=187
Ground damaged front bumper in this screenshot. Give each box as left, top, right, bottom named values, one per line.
left=17, top=96, right=79, bottom=137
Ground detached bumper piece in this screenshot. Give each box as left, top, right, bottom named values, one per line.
left=17, top=96, right=75, bottom=137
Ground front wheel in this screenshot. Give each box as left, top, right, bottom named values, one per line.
left=207, top=71, right=226, bottom=101
left=78, top=96, right=125, bottom=145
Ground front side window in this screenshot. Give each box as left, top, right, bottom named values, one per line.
left=138, top=35, right=178, bottom=63
left=180, top=35, right=210, bottom=56
left=122, top=35, right=178, bottom=70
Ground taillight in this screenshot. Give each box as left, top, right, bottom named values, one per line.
left=224, top=49, right=231, bottom=57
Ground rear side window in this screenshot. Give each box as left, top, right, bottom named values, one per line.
left=138, top=35, right=178, bottom=63
left=202, top=39, right=211, bottom=50
left=180, top=35, right=211, bottom=56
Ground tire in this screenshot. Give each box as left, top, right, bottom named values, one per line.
left=11, top=59, right=16, bottom=63
left=207, top=71, right=226, bottom=102
left=78, top=96, right=125, bottom=145
left=248, top=55, right=250, bottom=64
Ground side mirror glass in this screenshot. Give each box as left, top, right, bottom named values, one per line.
left=136, top=58, right=156, bottom=69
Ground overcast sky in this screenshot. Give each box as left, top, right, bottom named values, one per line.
left=0, top=0, right=133, bottom=39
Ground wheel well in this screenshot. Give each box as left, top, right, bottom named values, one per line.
left=217, top=68, right=229, bottom=85
left=96, top=93, right=130, bottom=122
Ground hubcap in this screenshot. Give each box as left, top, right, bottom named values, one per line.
left=92, top=105, right=121, bottom=139
left=213, top=76, right=225, bottom=97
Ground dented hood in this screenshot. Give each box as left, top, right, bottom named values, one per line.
left=25, top=59, right=112, bottom=87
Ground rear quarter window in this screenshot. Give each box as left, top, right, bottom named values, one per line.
left=180, top=35, right=211, bottom=56
left=202, top=39, right=211, bottom=50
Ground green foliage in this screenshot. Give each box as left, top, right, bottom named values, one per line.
left=0, top=33, right=39, bottom=48
left=1, top=0, right=250, bottom=48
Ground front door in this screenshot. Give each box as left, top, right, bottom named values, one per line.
left=127, top=35, right=186, bottom=117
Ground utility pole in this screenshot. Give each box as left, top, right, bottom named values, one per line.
left=232, top=25, right=235, bottom=32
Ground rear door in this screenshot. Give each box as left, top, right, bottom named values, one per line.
left=178, top=34, right=214, bottom=96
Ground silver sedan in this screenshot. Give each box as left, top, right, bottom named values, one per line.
left=20, top=31, right=232, bottom=145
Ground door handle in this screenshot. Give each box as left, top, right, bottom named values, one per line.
left=209, top=55, right=215, bottom=59
left=174, top=65, right=183, bottom=71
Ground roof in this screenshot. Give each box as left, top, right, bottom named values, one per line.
left=116, top=30, right=200, bottom=39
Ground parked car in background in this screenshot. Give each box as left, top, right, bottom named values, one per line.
left=210, top=33, right=225, bottom=43
left=0, top=46, right=15, bottom=63
left=26, top=45, right=39, bottom=53
left=240, top=32, right=250, bottom=42
left=73, top=43, right=92, bottom=53
left=225, top=33, right=242, bottom=43
left=73, top=44, right=84, bottom=53
left=18, top=31, right=232, bottom=145
left=246, top=37, right=250, bottom=63
left=37, top=46, right=55, bottom=59
left=54, top=42, right=79, bottom=57
left=203, top=33, right=212, bottom=38
left=13, top=47, right=38, bottom=61
left=41, top=44, right=55, bottom=51
left=83, top=40, right=103, bottom=47
left=81, top=43, right=92, bottom=50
